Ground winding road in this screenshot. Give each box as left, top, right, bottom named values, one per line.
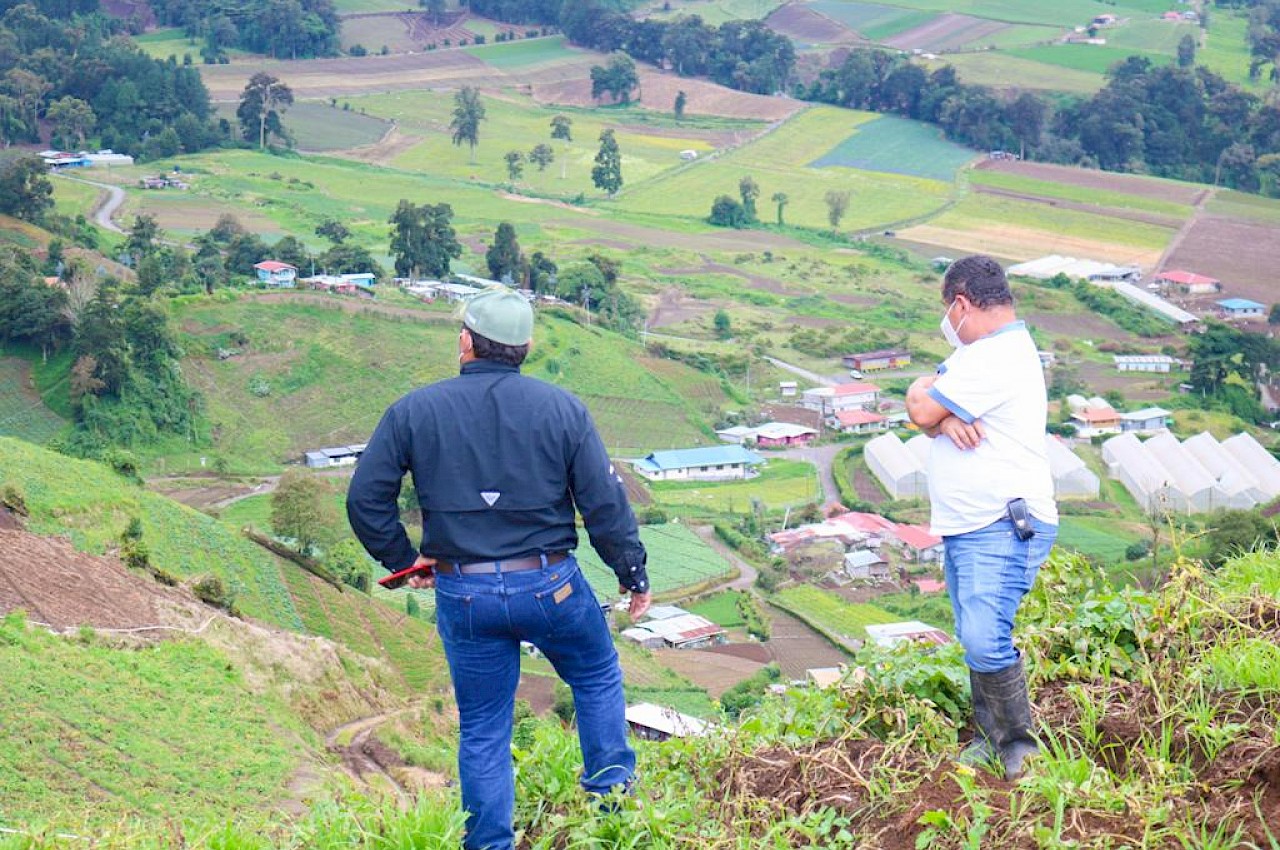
left=55, top=174, right=126, bottom=233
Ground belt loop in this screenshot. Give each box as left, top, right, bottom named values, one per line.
left=493, top=560, right=502, bottom=574
left=539, top=553, right=548, bottom=569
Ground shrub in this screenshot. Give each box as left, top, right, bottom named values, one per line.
left=348, top=44, right=367, bottom=56
left=1, top=483, right=28, bottom=517
left=191, top=574, right=239, bottom=615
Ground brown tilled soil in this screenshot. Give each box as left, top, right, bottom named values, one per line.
left=976, top=159, right=1207, bottom=206
left=764, top=604, right=850, bottom=679
left=646, top=287, right=717, bottom=329
left=765, top=3, right=862, bottom=44
left=533, top=68, right=803, bottom=121
left=1163, top=215, right=1280, bottom=303
left=655, top=647, right=766, bottom=697
left=0, top=530, right=197, bottom=630
left=704, top=642, right=773, bottom=664
left=884, top=13, right=1010, bottom=52
left=516, top=673, right=557, bottom=715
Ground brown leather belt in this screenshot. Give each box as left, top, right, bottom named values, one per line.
left=451, top=552, right=568, bottom=575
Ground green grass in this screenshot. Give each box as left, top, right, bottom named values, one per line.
left=873, top=589, right=954, bottom=631
left=618, top=106, right=957, bottom=231
left=0, top=356, right=66, bottom=444
left=844, top=0, right=1173, bottom=28
left=576, top=522, right=735, bottom=598
left=646, top=0, right=785, bottom=25
left=464, top=36, right=580, bottom=68
left=1105, top=19, right=1198, bottom=53
left=648, top=459, right=822, bottom=515
left=1057, top=516, right=1142, bottom=563
left=770, top=584, right=898, bottom=640
left=1197, top=10, right=1262, bottom=90
left=132, top=26, right=257, bottom=61
left=1005, top=44, right=1171, bottom=75
left=809, top=115, right=976, bottom=181
left=808, top=2, right=935, bottom=39
left=0, top=614, right=301, bottom=826
left=220, top=101, right=391, bottom=152
left=688, top=590, right=748, bottom=627
left=970, top=169, right=1192, bottom=218
left=922, top=52, right=1104, bottom=93
left=1206, top=189, right=1280, bottom=225
left=331, top=0, right=419, bottom=12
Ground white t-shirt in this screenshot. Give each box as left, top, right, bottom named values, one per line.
left=926, top=321, right=1058, bottom=536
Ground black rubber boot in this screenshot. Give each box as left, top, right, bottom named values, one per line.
left=959, top=668, right=996, bottom=767
left=968, top=657, right=1038, bottom=779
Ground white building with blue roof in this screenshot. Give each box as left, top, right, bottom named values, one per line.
left=631, top=445, right=765, bottom=481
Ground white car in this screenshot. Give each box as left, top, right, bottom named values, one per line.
left=849, top=369, right=863, bottom=379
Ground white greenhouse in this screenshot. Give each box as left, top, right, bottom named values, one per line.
left=1182, top=432, right=1265, bottom=508
left=864, top=433, right=928, bottom=499
left=1142, top=432, right=1234, bottom=512
left=1043, top=436, right=1100, bottom=498
left=1222, top=433, right=1280, bottom=498
left=1101, top=433, right=1190, bottom=513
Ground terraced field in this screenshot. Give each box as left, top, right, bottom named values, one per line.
left=576, top=522, right=736, bottom=598
left=0, top=358, right=65, bottom=445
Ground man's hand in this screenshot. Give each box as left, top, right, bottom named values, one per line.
left=406, top=554, right=437, bottom=589
left=620, top=586, right=652, bottom=620
left=938, top=415, right=985, bottom=450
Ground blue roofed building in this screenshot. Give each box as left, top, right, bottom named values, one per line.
left=1216, top=298, right=1265, bottom=319
left=631, top=445, right=765, bottom=481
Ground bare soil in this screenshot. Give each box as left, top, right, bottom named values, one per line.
left=533, top=68, right=803, bottom=121
left=900, top=221, right=1164, bottom=267
left=647, top=287, right=717, bottom=329
left=516, top=673, right=557, bottom=715
left=763, top=603, right=850, bottom=680
left=764, top=3, right=861, bottom=44
left=655, top=647, right=766, bottom=697
left=703, top=642, right=773, bottom=664
left=976, top=159, right=1207, bottom=206
left=340, top=127, right=424, bottom=166
left=1163, top=214, right=1280, bottom=303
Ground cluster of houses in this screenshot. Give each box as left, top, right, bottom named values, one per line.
left=863, top=431, right=1101, bottom=500
left=769, top=509, right=944, bottom=582
left=303, top=443, right=366, bottom=468
left=1065, top=396, right=1172, bottom=438
left=253, top=261, right=378, bottom=295
left=139, top=174, right=189, bottom=190
left=39, top=149, right=134, bottom=169
left=1102, top=430, right=1280, bottom=513
left=620, top=604, right=726, bottom=650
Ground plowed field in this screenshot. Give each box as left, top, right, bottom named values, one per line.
left=883, top=13, right=1009, bottom=51
left=1163, top=215, right=1280, bottom=303
left=533, top=68, right=803, bottom=121
left=765, top=3, right=861, bottom=44
left=977, top=159, right=1206, bottom=206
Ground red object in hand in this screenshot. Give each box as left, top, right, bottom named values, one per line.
left=378, top=563, right=434, bottom=590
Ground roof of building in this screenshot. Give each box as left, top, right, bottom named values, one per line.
left=625, top=613, right=725, bottom=646
left=715, top=425, right=755, bottom=439
left=913, top=578, right=946, bottom=594
left=893, top=523, right=942, bottom=550
left=1114, top=354, right=1175, bottom=364
left=254, top=261, right=296, bottom=272
left=1157, top=269, right=1220, bottom=286
left=644, top=605, right=689, bottom=621
left=864, top=621, right=952, bottom=648
left=829, top=511, right=899, bottom=536
left=1121, top=407, right=1171, bottom=421
left=848, top=349, right=911, bottom=359
left=844, top=549, right=887, bottom=568
left=833, top=381, right=882, bottom=396
left=1111, top=282, right=1197, bottom=324
left=754, top=422, right=819, bottom=440
left=634, top=445, right=764, bottom=473
left=1007, top=255, right=1133, bottom=281
left=1073, top=406, right=1121, bottom=423
left=625, top=703, right=712, bottom=737
left=864, top=432, right=926, bottom=482
left=806, top=667, right=845, bottom=688
left=1217, top=298, right=1265, bottom=310
left=834, top=409, right=887, bottom=426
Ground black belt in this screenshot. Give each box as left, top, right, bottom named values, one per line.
left=450, top=552, right=568, bottom=575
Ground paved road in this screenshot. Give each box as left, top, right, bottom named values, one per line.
left=774, top=442, right=846, bottom=505
left=690, top=524, right=758, bottom=591
left=763, top=356, right=841, bottom=387
left=55, top=174, right=125, bottom=233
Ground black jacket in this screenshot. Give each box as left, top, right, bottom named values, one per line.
left=347, top=360, right=649, bottom=592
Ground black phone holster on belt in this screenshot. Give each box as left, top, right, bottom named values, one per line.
left=1007, top=498, right=1036, bottom=541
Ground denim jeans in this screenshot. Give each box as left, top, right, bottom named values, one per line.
left=943, top=516, right=1057, bottom=674
left=433, top=555, right=635, bottom=850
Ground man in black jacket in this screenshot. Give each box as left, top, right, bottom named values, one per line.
left=348, top=285, right=650, bottom=850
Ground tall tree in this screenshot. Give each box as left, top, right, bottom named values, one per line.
left=0, top=155, right=52, bottom=222
left=503, top=150, right=525, bottom=187
left=824, top=189, right=851, bottom=231
left=45, top=96, right=95, bottom=149
left=450, top=86, right=486, bottom=164
left=550, top=113, right=572, bottom=179
left=125, top=214, right=162, bottom=264
left=529, top=143, right=555, bottom=172
left=236, top=72, right=293, bottom=149
left=591, top=128, right=623, bottom=197
left=771, top=191, right=788, bottom=226
left=271, top=470, right=339, bottom=556
left=738, top=175, right=760, bottom=222
left=590, top=53, right=638, bottom=104
left=388, top=200, right=462, bottom=279
left=674, top=90, right=686, bottom=120
left=315, top=218, right=350, bottom=244
left=485, top=222, right=522, bottom=283
left=1177, top=33, right=1197, bottom=68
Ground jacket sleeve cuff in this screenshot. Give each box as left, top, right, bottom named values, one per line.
left=615, top=548, right=649, bottom=593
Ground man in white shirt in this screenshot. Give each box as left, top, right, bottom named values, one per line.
left=905, top=255, right=1058, bottom=779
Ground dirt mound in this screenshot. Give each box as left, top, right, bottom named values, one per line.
left=0, top=529, right=199, bottom=631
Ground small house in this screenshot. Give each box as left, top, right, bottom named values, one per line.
left=254, top=261, right=297, bottom=288
left=1120, top=407, right=1171, bottom=434
left=865, top=621, right=952, bottom=648
left=829, top=409, right=887, bottom=434
left=779, top=381, right=798, bottom=397
left=1114, top=354, right=1177, bottom=373
left=1070, top=404, right=1122, bottom=437
left=842, top=350, right=912, bottom=372
left=626, top=703, right=712, bottom=741
left=715, top=425, right=755, bottom=444
left=1155, top=269, right=1221, bottom=295
left=890, top=524, right=944, bottom=563
left=620, top=613, right=726, bottom=650
left=632, top=445, right=764, bottom=482
left=1216, top=298, right=1265, bottom=319
left=679, top=150, right=699, bottom=161
left=752, top=422, right=818, bottom=447
left=843, top=549, right=889, bottom=581
left=801, top=382, right=881, bottom=416
left=303, top=444, right=366, bottom=468
left=806, top=667, right=846, bottom=689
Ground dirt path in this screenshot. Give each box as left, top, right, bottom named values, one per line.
left=690, top=524, right=758, bottom=591
left=763, top=355, right=838, bottom=387
left=324, top=703, right=448, bottom=808
left=1154, top=187, right=1215, bottom=275
left=55, top=174, right=125, bottom=233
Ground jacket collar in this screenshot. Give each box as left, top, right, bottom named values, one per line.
left=461, top=360, right=520, bottom=375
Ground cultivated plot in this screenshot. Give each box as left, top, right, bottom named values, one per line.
left=764, top=2, right=863, bottom=44
left=807, top=1, right=935, bottom=41
left=575, top=522, right=736, bottom=597
left=0, top=359, right=65, bottom=445
left=809, top=114, right=975, bottom=181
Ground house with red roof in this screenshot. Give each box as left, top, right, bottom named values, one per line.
left=890, top=523, right=944, bottom=563
left=1155, top=269, right=1221, bottom=296
left=254, top=260, right=297, bottom=288
left=801, top=382, right=881, bottom=416
left=830, top=408, right=888, bottom=434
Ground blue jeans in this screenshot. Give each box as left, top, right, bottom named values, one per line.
left=434, top=555, right=635, bottom=850
left=943, top=517, right=1057, bottom=674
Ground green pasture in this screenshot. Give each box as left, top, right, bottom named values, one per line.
left=845, top=0, right=1172, bottom=28
left=1057, top=516, right=1143, bottom=564
left=770, top=584, right=898, bottom=640
left=688, top=590, right=748, bottom=627
left=616, top=106, right=957, bottom=231
left=647, top=0, right=785, bottom=26
left=1105, top=18, right=1198, bottom=53
left=332, top=0, right=420, bottom=12
left=465, top=36, right=580, bottom=69
left=0, top=617, right=301, bottom=826
left=338, top=15, right=418, bottom=52
left=1005, top=44, right=1171, bottom=76
left=133, top=26, right=257, bottom=61
left=50, top=175, right=104, bottom=220
left=1207, top=190, right=1280, bottom=226
left=647, top=459, right=822, bottom=514
left=970, top=169, right=1192, bottom=219
left=807, top=1, right=935, bottom=40
left=576, top=522, right=736, bottom=597
left=958, top=23, right=1065, bottom=50
left=350, top=89, right=730, bottom=202
left=215, top=101, right=391, bottom=152
left=1197, top=11, right=1262, bottom=90
left=0, top=357, right=66, bottom=445
left=809, top=115, right=975, bottom=182
left=922, top=52, right=1103, bottom=93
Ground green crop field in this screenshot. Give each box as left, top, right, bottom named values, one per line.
left=576, top=522, right=735, bottom=597
left=0, top=616, right=301, bottom=826
left=770, top=584, right=898, bottom=640
left=1197, top=11, right=1261, bottom=89
left=1105, top=19, right=1198, bottom=53
left=845, top=0, right=1170, bottom=28
left=808, top=2, right=935, bottom=39
left=1005, top=44, right=1171, bottom=75
left=1057, top=516, right=1142, bottom=563
left=688, top=590, right=748, bottom=627
left=0, top=358, right=65, bottom=445
left=332, top=0, right=419, bottom=12
left=970, top=169, right=1192, bottom=218
left=647, top=0, right=785, bottom=25
left=648, top=459, right=822, bottom=515
left=465, top=36, right=581, bottom=68
left=809, top=115, right=975, bottom=181
left=222, top=101, right=391, bottom=152
left=922, top=52, right=1104, bottom=93
left=618, top=106, right=957, bottom=231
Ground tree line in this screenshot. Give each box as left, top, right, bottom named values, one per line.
left=146, top=0, right=340, bottom=62
left=0, top=2, right=222, bottom=158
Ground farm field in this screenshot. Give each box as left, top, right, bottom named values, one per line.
left=646, top=0, right=787, bottom=26
left=1057, top=515, right=1143, bottom=564
left=969, top=167, right=1193, bottom=220
left=1163, top=212, right=1280, bottom=306
left=807, top=1, right=934, bottom=41
left=576, top=522, right=736, bottom=598
left=764, top=2, right=864, bottom=44
left=884, top=15, right=1059, bottom=52
left=763, top=602, right=851, bottom=678
left=809, top=114, right=975, bottom=181
left=920, top=51, right=1104, bottom=93
left=332, top=0, right=417, bottom=12
left=688, top=590, right=749, bottom=627
left=770, top=584, right=898, bottom=642
left=646, top=459, right=823, bottom=515
left=1005, top=43, right=1171, bottom=75
left=837, top=0, right=1172, bottom=28
left=0, top=358, right=65, bottom=445
left=463, top=36, right=580, bottom=69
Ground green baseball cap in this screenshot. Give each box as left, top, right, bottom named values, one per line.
left=459, top=285, right=534, bottom=346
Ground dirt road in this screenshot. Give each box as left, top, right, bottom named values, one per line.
left=55, top=174, right=126, bottom=233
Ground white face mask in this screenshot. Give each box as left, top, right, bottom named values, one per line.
left=940, top=301, right=967, bottom=349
